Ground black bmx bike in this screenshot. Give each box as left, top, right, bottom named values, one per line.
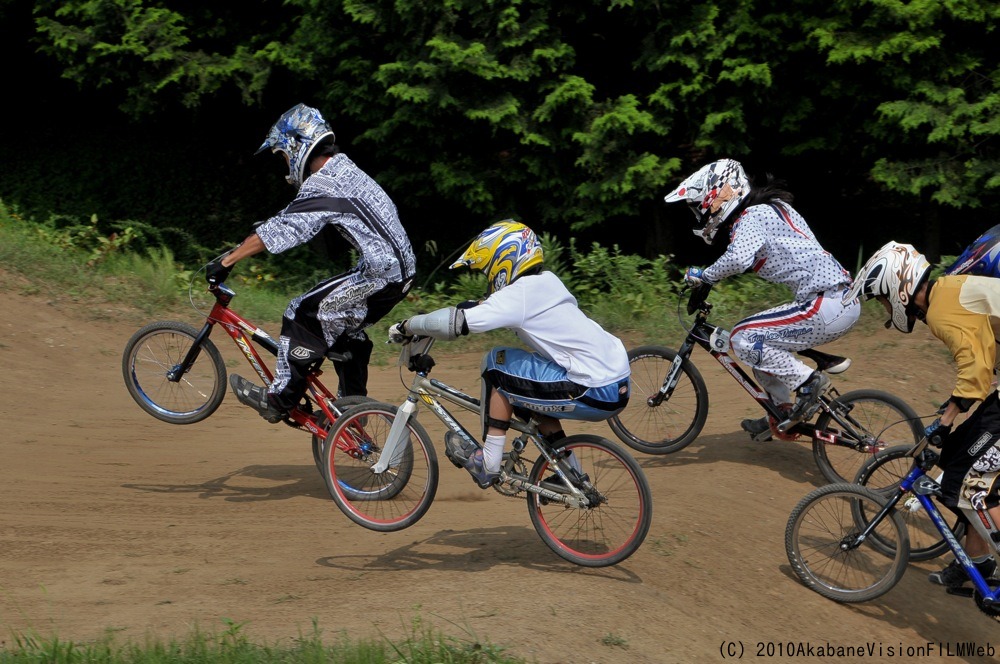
left=608, top=284, right=924, bottom=484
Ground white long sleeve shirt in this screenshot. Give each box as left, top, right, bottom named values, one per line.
left=464, top=272, right=630, bottom=387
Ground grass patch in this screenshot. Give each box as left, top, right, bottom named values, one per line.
left=0, top=618, right=524, bottom=663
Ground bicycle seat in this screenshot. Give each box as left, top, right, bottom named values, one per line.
left=797, top=349, right=851, bottom=374
left=326, top=350, right=352, bottom=363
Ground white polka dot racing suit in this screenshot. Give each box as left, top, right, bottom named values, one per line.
left=703, top=201, right=861, bottom=404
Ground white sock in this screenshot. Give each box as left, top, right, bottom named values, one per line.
left=483, top=434, right=506, bottom=473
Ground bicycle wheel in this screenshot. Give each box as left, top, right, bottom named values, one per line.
left=812, top=389, right=922, bottom=484
left=854, top=445, right=966, bottom=562
left=786, top=483, right=909, bottom=603
left=311, top=395, right=374, bottom=476
left=324, top=402, right=438, bottom=532
left=608, top=345, right=709, bottom=454
left=122, top=321, right=226, bottom=424
left=527, top=435, right=652, bottom=567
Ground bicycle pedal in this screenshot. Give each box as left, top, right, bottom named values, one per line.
left=946, top=587, right=974, bottom=598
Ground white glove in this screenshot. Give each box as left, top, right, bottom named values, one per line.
left=387, top=320, right=410, bottom=344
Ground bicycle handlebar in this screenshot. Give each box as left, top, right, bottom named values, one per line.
left=686, top=283, right=713, bottom=316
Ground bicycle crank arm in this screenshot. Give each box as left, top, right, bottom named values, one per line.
left=504, top=474, right=588, bottom=508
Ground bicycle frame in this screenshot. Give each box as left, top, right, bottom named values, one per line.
left=654, top=301, right=875, bottom=449
left=173, top=284, right=341, bottom=439
left=374, top=336, right=596, bottom=507
left=857, top=439, right=1000, bottom=608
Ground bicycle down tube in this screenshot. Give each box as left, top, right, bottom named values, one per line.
left=372, top=372, right=481, bottom=473
left=665, top=320, right=776, bottom=415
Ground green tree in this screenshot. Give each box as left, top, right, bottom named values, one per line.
left=22, top=0, right=1000, bottom=261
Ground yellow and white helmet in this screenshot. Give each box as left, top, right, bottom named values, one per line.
left=451, top=220, right=544, bottom=296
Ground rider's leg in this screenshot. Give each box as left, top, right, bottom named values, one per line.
left=484, top=388, right=514, bottom=471
left=730, top=292, right=857, bottom=424
left=932, top=399, right=1000, bottom=586
left=328, top=277, right=411, bottom=397
left=265, top=271, right=365, bottom=411
left=331, top=331, right=373, bottom=397
left=231, top=314, right=326, bottom=421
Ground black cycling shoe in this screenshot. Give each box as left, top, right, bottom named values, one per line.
left=229, top=374, right=283, bottom=423
left=797, top=349, right=851, bottom=374
left=741, top=416, right=773, bottom=442
left=929, top=557, right=998, bottom=591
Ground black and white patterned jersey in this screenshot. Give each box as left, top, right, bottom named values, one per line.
left=254, top=153, right=416, bottom=283
left=703, top=202, right=851, bottom=301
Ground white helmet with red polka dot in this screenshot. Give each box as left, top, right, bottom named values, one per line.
left=664, top=159, right=751, bottom=244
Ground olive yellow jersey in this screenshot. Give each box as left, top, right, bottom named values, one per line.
left=926, top=274, right=1000, bottom=402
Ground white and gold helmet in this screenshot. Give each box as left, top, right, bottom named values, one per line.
left=844, top=241, right=931, bottom=333
left=664, top=159, right=751, bottom=244
left=451, top=220, right=544, bottom=296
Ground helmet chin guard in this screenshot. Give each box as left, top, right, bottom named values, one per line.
left=257, top=103, right=335, bottom=188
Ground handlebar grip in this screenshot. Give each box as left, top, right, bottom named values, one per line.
left=686, top=283, right=712, bottom=315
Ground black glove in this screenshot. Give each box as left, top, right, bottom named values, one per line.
left=924, top=418, right=952, bottom=448
left=205, top=258, right=233, bottom=286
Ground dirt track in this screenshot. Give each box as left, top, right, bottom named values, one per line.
left=0, top=274, right=997, bottom=663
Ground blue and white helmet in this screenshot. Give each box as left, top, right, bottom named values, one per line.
left=256, top=103, right=335, bottom=189
left=664, top=159, right=751, bottom=244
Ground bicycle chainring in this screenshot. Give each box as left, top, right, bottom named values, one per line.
left=974, top=588, right=1000, bottom=620
left=283, top=398, right=317, bottom=431
left=494, top=456, right=528, bottom=497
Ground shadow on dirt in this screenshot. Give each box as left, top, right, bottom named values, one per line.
left=316, top=525, right=645, bottom=581
left=628, top=431, right=835, bottom=488
left=777, top=561, right=999, bottom=663
left=624, top=431, right=900, bottom=487
left=122, top=464, right=328, bottom=502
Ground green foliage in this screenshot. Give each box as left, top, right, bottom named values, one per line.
left=805, top=0, right=1000, bottom=208
left=0, top=617, right=524, bottom=663
left=16, top=0, right=1000, bottom=269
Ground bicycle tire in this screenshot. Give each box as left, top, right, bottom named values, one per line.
left=853, top=445, right=966, bottom=562
left=608, top=345, right=709, bottom=454
left=323, top=402, right=438, bottom=532
left=786, top=483, right=909, bottom=603
left=812, top=389, right=923, bottom=484
left=527, top=434, right=652, bottom=567
left=122, top=321, right=226, bottom=425
left=311, top=395, right=375, bottom=477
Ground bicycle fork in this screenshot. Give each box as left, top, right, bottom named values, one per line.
left=649, top=342, right=694, bottom=407
left=167, top=322, right=213, bottom=382
left=371, top=396, right=418, bottom=474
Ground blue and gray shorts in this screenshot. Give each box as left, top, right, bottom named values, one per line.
left=481, top=347, right=629, bottom=422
